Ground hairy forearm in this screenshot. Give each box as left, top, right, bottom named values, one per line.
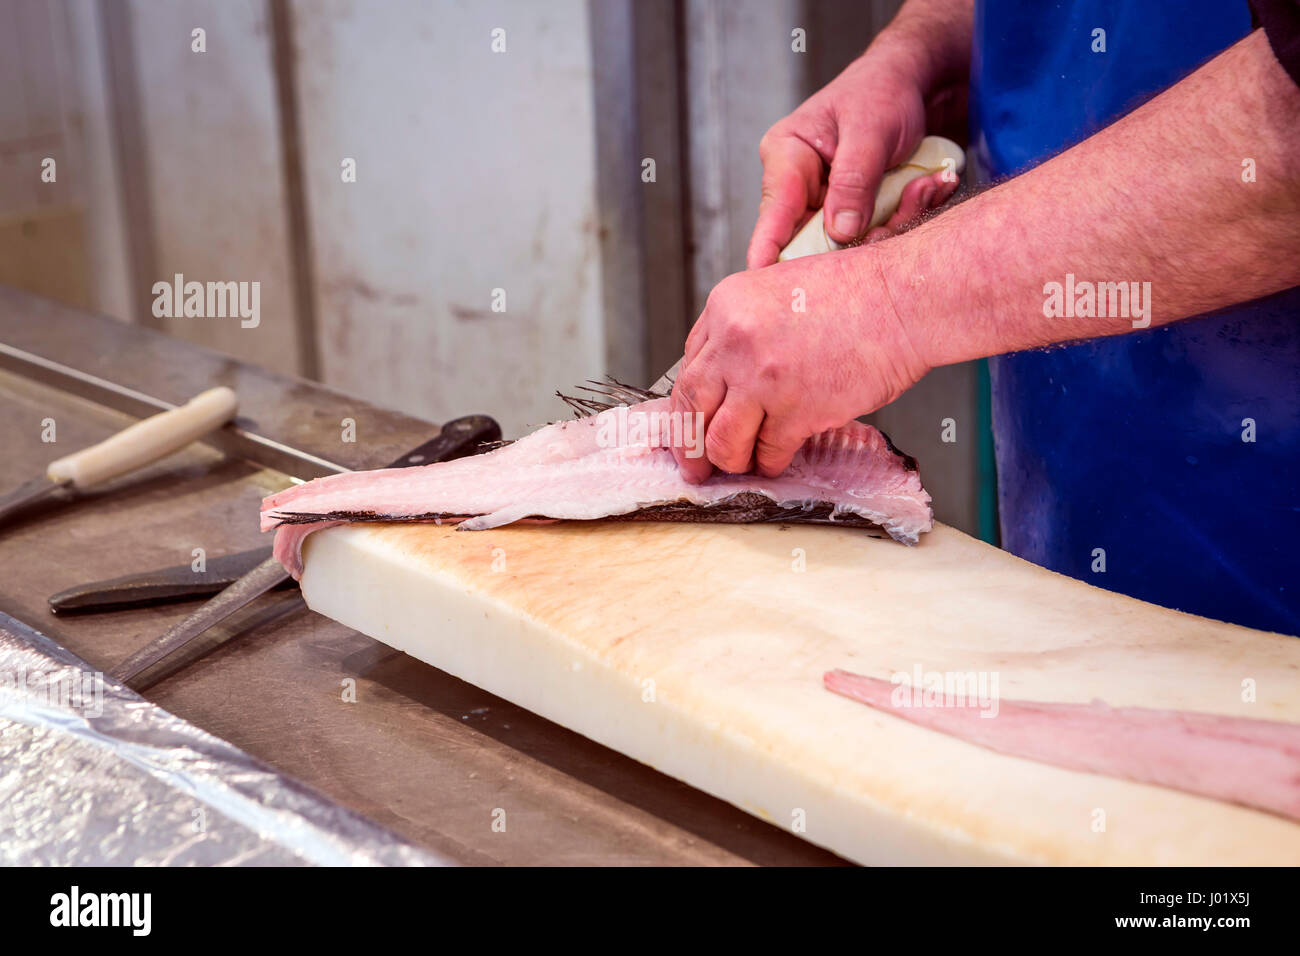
left=865, top=29, right=1300, bottom=368
left=874, top=0, right=975, bottom=95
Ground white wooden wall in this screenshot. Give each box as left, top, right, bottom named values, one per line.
left=127, top=0, right=303, bottom=375
left=289, top=0, right=609, bottom=432
left=683, top=0, right=804, bottom=313
left=10, top=0, right=619, bottom=434
left=0, top=0, right=92, bottom=307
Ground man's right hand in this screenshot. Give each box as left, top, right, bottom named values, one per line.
left=746, top=2, right=973, bottom=269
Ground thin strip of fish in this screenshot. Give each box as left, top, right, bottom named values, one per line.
left=824, top=669, right=1300, bottom=823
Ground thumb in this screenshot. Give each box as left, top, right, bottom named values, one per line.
left=823, top=132, right=888, bottom=245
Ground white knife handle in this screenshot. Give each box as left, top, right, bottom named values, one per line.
left=47, top=386, right=239, bottom=489
left=778, top=135, right=966, bottom=261
left=650, top=137, right=965, bottom=393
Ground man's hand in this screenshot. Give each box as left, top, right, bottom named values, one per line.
left=669, top=252, right=931, bottom=482
left=747, top=1, right=974, bottom=267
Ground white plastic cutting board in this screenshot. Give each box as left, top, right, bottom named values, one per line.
left=298, top=520, right=1300, bottom=865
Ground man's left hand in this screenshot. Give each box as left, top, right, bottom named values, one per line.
left=669, top=251, right=931, bottom=482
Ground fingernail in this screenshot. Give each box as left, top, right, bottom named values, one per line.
left=832, top=210, right=861, bottom=237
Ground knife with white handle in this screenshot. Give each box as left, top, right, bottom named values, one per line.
left=109, top=414, right=503, bottom=689
left=777, top=134, right=965, bottom=259
left=0, top=386, right=239, bottom=525
left=649, top=135, right=965, bottom=395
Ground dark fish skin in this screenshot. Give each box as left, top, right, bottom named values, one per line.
left=875, top=430, right=919, bottom=472
left=602, top=494, right=888, bottom=532
left=266, top=492, right=889, bottom=535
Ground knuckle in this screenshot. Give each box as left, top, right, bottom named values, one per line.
left=755, top=445, right=793, bottom=477
left=826, top=166, right=874, bottom=193
left=758, top=417, right=806, bottom=453
left=706, top=432, right=746, bottom=472
left=673, top=376, right=699, bottom=410
left=704, top=276, right=739, bottom=312
left=758, top=123, right=790, bottom=156
left=727, top=309, right=757, bottom=335
left=722, top=320, right=763, bottom=357
left=754, top=353, right=787, bottom=383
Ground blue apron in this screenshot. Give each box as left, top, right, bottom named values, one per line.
left=972, top=0, right=1300, bottom=635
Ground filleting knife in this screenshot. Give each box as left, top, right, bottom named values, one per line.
left=109, top=414, right=501, bottom=688
left=647, top=135, right=965, bottom=398
left=49, top=547, right=296, bottom=613
left=0, top=386, right=239, bottom=525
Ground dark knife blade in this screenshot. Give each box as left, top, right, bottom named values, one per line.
left=49, top=547, right=288, bottom=614
left=0, top=475, right=72, bottom=525
left=55, top=415, right=502, bottom=614
left=110, top=555, right=290, bottom=686
left=108, top=414, right=501, bottom=688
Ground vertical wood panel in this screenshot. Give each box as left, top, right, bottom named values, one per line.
left=290, top=0, right=610, bottom=435
left=683, top=0, right=804, bottom=314
left=100, top=0, right=160, bottom=327
left=0, top=0, right=91, bottom=309
left=268, top=0, right=321, bottom=379
left=63, top=0, right=135, bottom=322
left=0, top=4, right=27, bottom=143
left=587, top=0, right=695, bottom=386
left=632, top=0, right=692, bottom=379
left=799, top=0, right=902, bottom=90
left=127, top=0, right=301, bottom=374
left=588, top=0, right=648, bottom=386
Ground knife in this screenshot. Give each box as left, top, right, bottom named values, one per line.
left=109, top=414, right=501, bottom=688
left=48, top=547, right=292, bottom=614
left=648, top=135, right=964, bottom=398
left=648, top=360, right=679, bottom=398
left=0, top=386, right=239, bottom=525
left=62, top=413, right=504, bottom=614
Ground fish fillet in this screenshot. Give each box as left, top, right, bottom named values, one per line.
left=824, top=669, right=1300, bottom=823
left=262, top=397, right=933, bottom=578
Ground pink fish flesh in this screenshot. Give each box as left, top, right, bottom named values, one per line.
left=824, top=669, right=1300, bottom=823
left=262, top=398, right=933, bottom=578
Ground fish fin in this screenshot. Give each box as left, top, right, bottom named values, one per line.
left=458, top=504, right=540, bottom=531
left=557, top=376, right=667, bottom=419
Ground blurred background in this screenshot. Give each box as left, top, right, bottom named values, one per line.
left=0, top=0, right=990, bottom=536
